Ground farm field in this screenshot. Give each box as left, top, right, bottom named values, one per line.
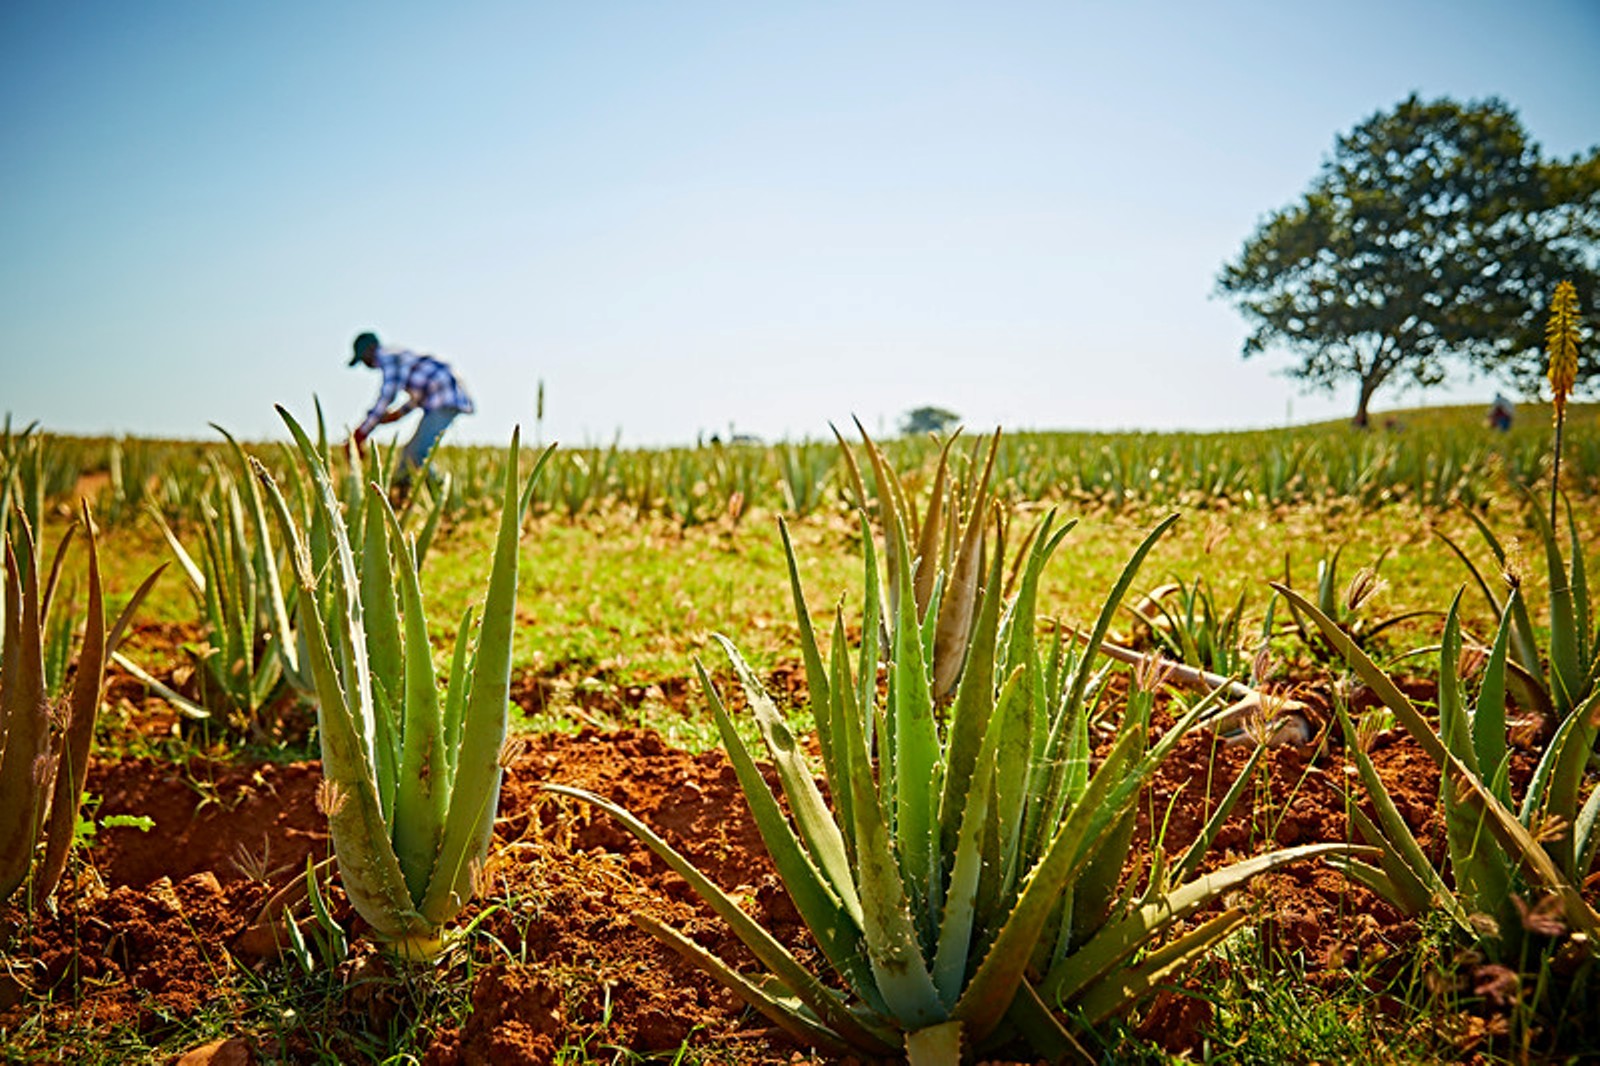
left=2, top=403, right=1599, bottom=1065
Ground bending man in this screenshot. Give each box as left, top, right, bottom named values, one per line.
left=348, top=331, right=474, bottom=496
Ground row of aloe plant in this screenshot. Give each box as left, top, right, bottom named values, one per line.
left=12, top=400, right=1598, bottom=536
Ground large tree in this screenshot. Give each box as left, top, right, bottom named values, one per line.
left=1218, top=95, right=1599, bottom=424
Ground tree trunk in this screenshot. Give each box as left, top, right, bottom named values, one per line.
left=1352, top=378, right=1378, bottom=429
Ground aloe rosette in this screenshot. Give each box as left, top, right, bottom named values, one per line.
left=256, top=407, right=549, bottom=958
left=555, top=490, right=1355, bottom=1062
left=1, top=502, right=162, bottom=909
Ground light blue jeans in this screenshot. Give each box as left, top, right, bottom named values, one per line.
left=399, top=406, right=462, bottom=485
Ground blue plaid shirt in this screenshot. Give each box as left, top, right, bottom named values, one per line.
left=358, top=346, right=475, bottom=437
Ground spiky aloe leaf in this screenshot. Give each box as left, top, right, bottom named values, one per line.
left=360, top=490, right=405, bottom=727
left=886, top=505, right=943, bottom=944
left=937, top=539, right=1006, bottom=859
left=949, top=722, right=1149, bottom=1042
left=1438, top=599, right=1516, bottom=924
left=1527, top=502, right=1584, bottom=717
left=1044, top=843, right=1360, bottom=1008
left=931, top=434, right=999, bottom=701
left=695, top=656, right=877, bottom=1002
left=1075, top=908, right=1248, bottom=1027
left=931, top=665, right=1024, bottom=1004
left=631, top=912, right=854, bottom=1056
left=419, top=433, right=549, bottom=926
left=382, top=498, right=447, bottom=904
left=34, top=512, right=162, bottom=902
left=711, top=636, right=858, bottom=911
left=834, top=600, right=947, bottom=1026
left=544, top=783, right=898, bottom=1054
left=778, top=518, right=848, bottom=840
left=1335, top=704, right=1463, bottom=924
left=0, top=522, right=48, bottom=904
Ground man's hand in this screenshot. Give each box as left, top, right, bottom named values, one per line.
left=351, top=429, right=368, bottom=457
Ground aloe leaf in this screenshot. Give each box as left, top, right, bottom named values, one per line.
left=1075, top=902, right=1248, bottom=1024
left=932, top=434, right=997, bottom=701
left=887, top=511, right=942, bottom=934
left=994, top=978, right=1094, bottom=1066
left=419, top=434, right=537, bottom=925
left=709, top=636, right=860, bottom=919
left=382, top=498, right=447, bottom=905
left=696, top=658, right=880, bottom=1005
left=1474, top=601, right=1514, bottom=804
left=1575, top=765, right=1600, bottom=878
left=856, top=514, right=883, bottom=754
left=632, top=912, right=855, bottom=1056
left=440, top=604, right=476, bottom=794
left=1437, top=596, right=1474, bottom=774
left=215, top=425, right=297, bottom=681
left=931, top=666, right=1022, bottom=1004
left=938, top=540, right=1006, bottom=857
left=779, top=518, right=837, bottom=801
left=1565, top=498, right=1593, bottom=677
left=275, top=408, right=378, bottom=767
left=1519, top=689, right=1598, bottom=880
left=1437, top=602, right=1513, bottom=922
left=293, top=569, right=421, bottom=940
left=834, top=613, right=947, bottom=1027
left=34, top=508, right=113, bottom=901
left=952, top=723, right=1149, bottom=1042
left=360, top=489, right=405, bottom=723
left=545, top=783, right=897, bottom=1054
left=0, top=528, right=48, bottom=903
left=1326, top=854, right=1410, bottom=909
left=913, top=433, right=956, bottom=620
left=1528, top=503, right=1582, bottom=715
left=109, top=650, right=211, bottom=719
left=145, top=503, right=206, bottom=595
left=1079, top=908, right=1249, bottom=1027
left=1044, top=843, right=1359, bottom=1008
left=827, top=617, right=866, bottom=869
left=1339, top=744, right=1454, bottom=919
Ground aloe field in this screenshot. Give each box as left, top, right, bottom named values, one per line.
left=2, top=400, right=1600, bottom=1065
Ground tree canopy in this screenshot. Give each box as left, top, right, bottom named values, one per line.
left=900, top=405, right=961, bottom=436
left=1217, top=95, right=1599, bottom=423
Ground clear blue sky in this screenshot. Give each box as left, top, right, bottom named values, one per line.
left=3, top=1, right=1596, bottom=447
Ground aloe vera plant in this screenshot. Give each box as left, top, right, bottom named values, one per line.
left=255, top=407, right=550, bottom=958
left=555, top=488, right=1353, bottom=1062
left=1, top=503, right=162, bottom=910
left=1282, top=581, right=1600, bottom=1035
left=1437, top=498, right=1597, bottom=722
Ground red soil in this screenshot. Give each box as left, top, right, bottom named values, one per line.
left=0, top=634, right=1523, bottom=1063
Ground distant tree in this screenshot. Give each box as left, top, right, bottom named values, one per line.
left=900, top=405, right=961, bottom=436
left=1217, top=95, right=1600, bottom=425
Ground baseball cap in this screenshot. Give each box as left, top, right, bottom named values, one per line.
left=349, top=331, right=380, bottom=365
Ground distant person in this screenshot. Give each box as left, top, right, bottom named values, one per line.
left=1488, top=393, right=1514, bottom=432
left=348, top=331, right=474, bottom=496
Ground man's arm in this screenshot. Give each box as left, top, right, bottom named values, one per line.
left=355, top=357, right=405, bottom=438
